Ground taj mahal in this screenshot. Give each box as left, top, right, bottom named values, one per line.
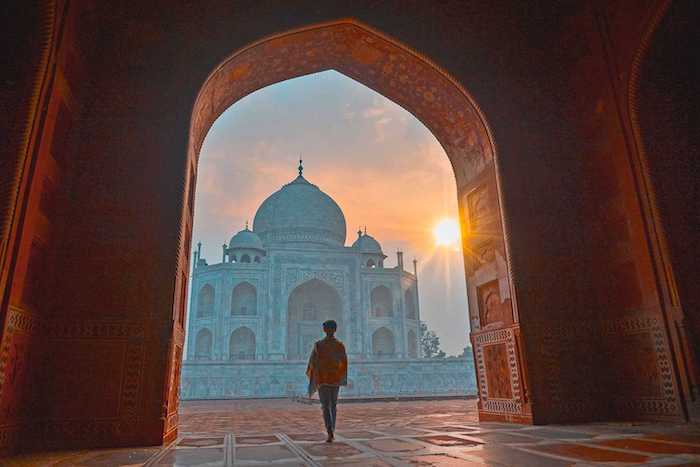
left=180, top=162, right=475, bottom=399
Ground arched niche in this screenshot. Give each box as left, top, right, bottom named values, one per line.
left=371, top=285, right=393, bottom=318
left=372, top=327, right=395, bottom=358
left=194, top=328, right=213, bottom=360
left=287, top=279, right=342, bottom=360
left=405, top=289, right=417, bottom=319
left=231, top=282, right=257, bottom=316
left=197, top=284, right=215, bottom=318
left=229, top=327, right=256, bottom=360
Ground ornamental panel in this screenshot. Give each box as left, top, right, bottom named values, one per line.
left=473, top=326, right=523, bottom=416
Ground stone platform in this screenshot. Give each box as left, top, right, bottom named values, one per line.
left=181, top=358, right=476, bottom=399
left=5, top=399, right=700, bottom=466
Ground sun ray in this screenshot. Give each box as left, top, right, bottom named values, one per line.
left=433, top=218, right=461, bottom=247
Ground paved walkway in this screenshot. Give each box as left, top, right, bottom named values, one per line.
left=5, top=398, right=700, bottom=466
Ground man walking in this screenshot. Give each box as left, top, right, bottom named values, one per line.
left=306, top=320, right=347, bottom=442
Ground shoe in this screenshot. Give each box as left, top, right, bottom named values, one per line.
left=326, top=431, right=334, bottom=443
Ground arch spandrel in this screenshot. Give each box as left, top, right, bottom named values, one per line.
left=190, top=21, right=494, bottom=189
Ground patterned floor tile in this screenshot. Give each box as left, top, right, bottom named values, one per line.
left=302, top=442, right=363, bottom=459
left=235, top=435, right=280, bottom=445
left=4, top=399, right=700, bottom=467
left=287, top=432, right=328, bottom=442
left=365, top=438, right=425, bottom=452
left=178, top=437, right=225, bottom=447
left=401, top=453, right=486, bottom=466
left=336, top=430, right=383, bottom=439
left=518, top=427, right=596, bottom=440
left=377, top=427, right=427, bottom=436
left=525, top=442, right=650, bottom=463
left=463, top=445, right=572, bottom=467
left=595, top=437, right=700, bottom=454
left=416, top=435, right=482, bottom=447
left=647, top=432, right=700, bottom=445
left=155, top=447, right=225, bottom=466
left=467, top=431, right=543, bottom=444
left=322, top=457, right=393, bottom=466
left=235, top=444, right=299, bottom=462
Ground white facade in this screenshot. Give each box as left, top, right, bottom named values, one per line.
left=185, top=167, right=421, bottom=363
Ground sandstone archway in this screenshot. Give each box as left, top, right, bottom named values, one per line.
left=176, top=20, right=519, bottom=427
left=4, top=4, right=695, bottom=454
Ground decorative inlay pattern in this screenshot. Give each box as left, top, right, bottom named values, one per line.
left=284, top=268, right=345, bottom=296
left=472, top=326, right=522, bottom=415
left=601, top=315, right=681, bottom=418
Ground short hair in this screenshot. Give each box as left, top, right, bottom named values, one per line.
left=323, top=320, right=337, bottom=332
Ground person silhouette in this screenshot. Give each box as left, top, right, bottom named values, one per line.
left=306, top=320, right=347, bottom=442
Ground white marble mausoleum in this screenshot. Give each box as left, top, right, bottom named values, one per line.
left=181, top=163, right=475, bottom=399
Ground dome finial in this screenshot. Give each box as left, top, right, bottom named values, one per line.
left=245, top=220, right=249, bottom=230
left=357, top=227, right=363, bottom=238
left=298, top=155, right=303, bottom=177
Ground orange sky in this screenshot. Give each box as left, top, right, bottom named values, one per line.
left=193, top=71, right=470, bottom=355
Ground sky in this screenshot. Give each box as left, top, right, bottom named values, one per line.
left=192, top=70, right=470, bottom=355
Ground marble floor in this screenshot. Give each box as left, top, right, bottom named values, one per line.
left=4, top=398, right=700, bottom=466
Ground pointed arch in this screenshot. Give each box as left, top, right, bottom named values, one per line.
left=371, top=285, right=393, bottom=318
left=197, top=284, right=215, bottom=317
left=231, top=282, right=256, bottom=316
left=229, top=327, right=256, bottom=360
left=405, top=289, right=417, bottom=319
left=287, top=278, right=342, bottom=360
left=372, top=327, right=395, bottom=358
left=194, top=328, right=212, bottom=359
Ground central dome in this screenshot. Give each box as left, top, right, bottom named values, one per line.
left=253, top=173, right=347, bottom=247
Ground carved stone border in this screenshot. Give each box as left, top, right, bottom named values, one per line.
left=0, top=307, right=146, bottom=446
left=472, top=326, right=522, bottom=415
left=601, top=314, right=681, bottom=418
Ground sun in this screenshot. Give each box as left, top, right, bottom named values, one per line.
left=433, top=218, right=461, bottom=247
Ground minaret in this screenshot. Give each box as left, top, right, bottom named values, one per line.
left=397, top=251, right=404, bottom=271
left=193, top=241, right=202, bottom=268
left=222, top=243, right=227, bottom=263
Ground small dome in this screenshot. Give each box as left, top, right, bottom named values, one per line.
left=352, top=232, right=383, bottom=254
left=229, top=228, right=264, bottom=251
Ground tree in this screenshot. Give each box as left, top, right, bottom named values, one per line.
left=419, top=321, right=446, bottom=359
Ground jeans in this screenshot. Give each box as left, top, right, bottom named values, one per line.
left=318, top=384, right=339, bottom=433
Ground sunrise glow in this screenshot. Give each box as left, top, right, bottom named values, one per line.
left=433, top=218, right=460, bottom=247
